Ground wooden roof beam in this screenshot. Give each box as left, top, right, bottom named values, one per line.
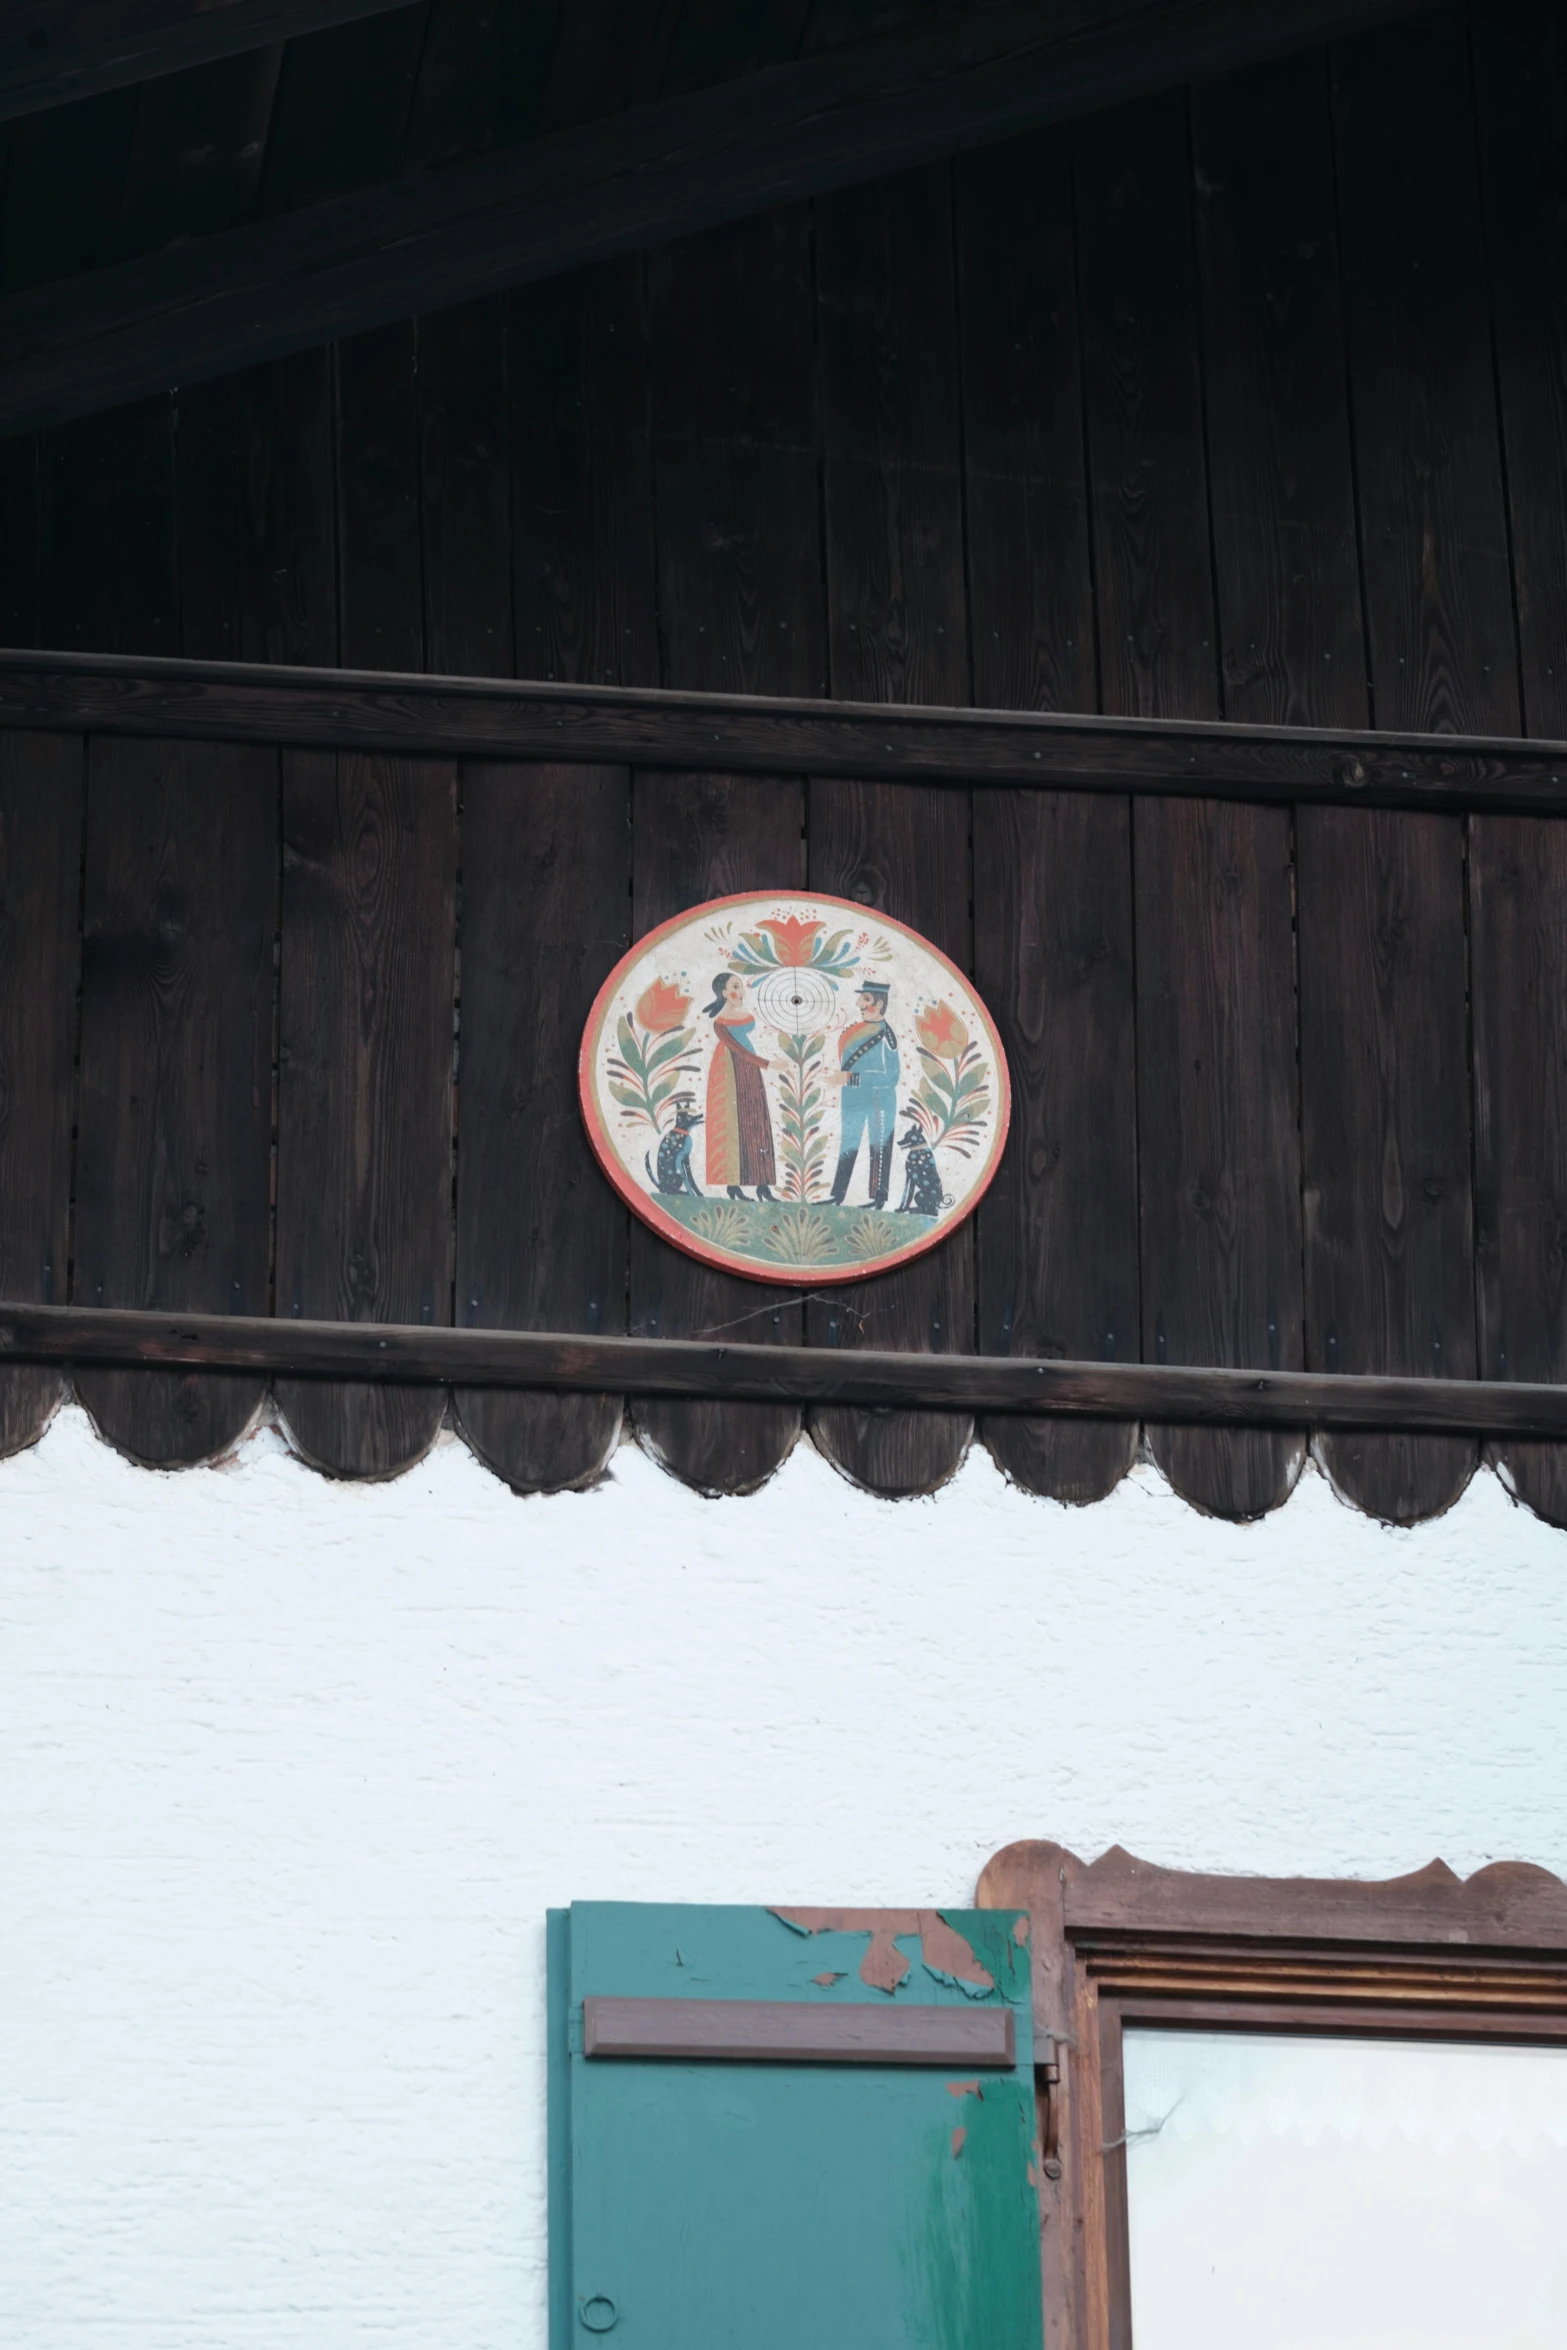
left=0, top=0, right=1432, bottom=436
left=0, top=0, right=412, bottom=123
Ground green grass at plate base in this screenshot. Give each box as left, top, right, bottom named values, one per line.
left=657, top=1192, right=937, bottom=1269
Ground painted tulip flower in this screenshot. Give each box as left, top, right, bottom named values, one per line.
left=635, top=976, right=692, bottom=1033
left=916, top=1000, right=968, bottom=1060
left=757, top=914, right=826, bottom=966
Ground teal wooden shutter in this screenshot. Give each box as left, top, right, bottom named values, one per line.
left=548, top=1902, right=1043, bottom=2349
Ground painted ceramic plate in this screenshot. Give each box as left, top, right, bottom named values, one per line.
left=579, top=892, right=1011, bottom=1285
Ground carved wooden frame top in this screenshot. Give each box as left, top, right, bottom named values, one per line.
left=978, top=1840, right=1567, bottom=2350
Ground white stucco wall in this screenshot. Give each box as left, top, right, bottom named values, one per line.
left=2, top=1405, right=1565, bottom=2349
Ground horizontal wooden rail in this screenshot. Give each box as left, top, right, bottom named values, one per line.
left=4, top=1301, right=1567, bottom=1437
left=4, top=651, right=1567, bottom=811
left=581, top=1998, right=1016, bottom=2066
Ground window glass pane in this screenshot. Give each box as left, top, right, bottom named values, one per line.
left=1121, top=2027, right=1567, bottom=2350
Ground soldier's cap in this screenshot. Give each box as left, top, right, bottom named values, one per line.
left=857, top=980, right=890, bottom=1004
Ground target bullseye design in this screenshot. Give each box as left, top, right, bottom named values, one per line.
left=752, top=966, right=837, bottom=1033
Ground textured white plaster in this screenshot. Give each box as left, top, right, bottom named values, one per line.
left=1, top=1406, right=1565, bottom=2348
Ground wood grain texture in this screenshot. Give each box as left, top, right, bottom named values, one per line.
left=9, top=653, right=1567, bottom=808
left=813, top=160, right=973, bottom=1492
left=0, top=730, right=82, bottom=1456
left=336, top=319, right=424, bottom=672
left=509, top=260, right=658, bottom=688
left=1298, top=807, right=1477, bottom=1521
left=956, top=127, right=1094, bottom=719
left=1136, top=797, right=1304, bottom=1517
left=1076, top=91, right=1295, bottom=1515
left=641, top=205, right=825, bottom=1487
left=208, top=349, right=339, bottom=667
left=1476, top=0, right=1567, bottom=740
left=113, top=44, right=278, bottom=259
left=0, top=0, right=1437, bottom=435
left=73, top=735, right=274, bottom=1463
left=39, top=398, right=178, bottom=658
left=1192, top=47, right=1366, bottom=729
left=1332, top=8, right=1519, bottom=738
left=816, top=164, right=968, bottom=709
left=649, top=208, right=826, bottom=698
left=418, top=297, right=513, bottom=679
left=0, top=0, right=412, bottom=124
left=806, top=778, right=974, bottom=1492
left=274, top=750, right=457, bottom=1474
left=973, top=789, right=1138, bottom=1503
left=1470, top=817, right=1567, bottom=1527
left=0, top=433, right=40, bottom=648
left=16, top=1302, right=1567, bottom=1438
left=1180, top=45, right=1366, bottom=1513
left=399, top=0, right=559, bottom=172
left=1074, top=90, right=1218, bottom=726
left=956, top=126, right=1135, bottom=1501
left=629, top=770, right=806, bottom=1493
left=453, top=762, right=628, bottom=1489
left=1471, top=3, right=1567, bottom=1524
left=1319, top=10, right=1508, bottom=1516
left=259, top=3, right=429, bottom=214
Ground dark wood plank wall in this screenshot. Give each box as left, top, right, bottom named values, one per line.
left=3, top=1, right=1566, bottom=1525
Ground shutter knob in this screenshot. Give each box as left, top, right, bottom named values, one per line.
left=580, top=2297, right=618, bottom=2333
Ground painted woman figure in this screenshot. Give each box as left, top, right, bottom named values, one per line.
left=703, top=972, right=776, bottom=1200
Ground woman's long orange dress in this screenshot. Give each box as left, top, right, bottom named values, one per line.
left=705, top=1014, right=776, bottom=1188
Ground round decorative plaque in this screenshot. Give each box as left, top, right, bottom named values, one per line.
left=578, top=892, right=1011, bottom=1286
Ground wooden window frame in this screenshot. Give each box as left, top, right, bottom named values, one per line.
left=979, top=1840, right=1567, bottom=2350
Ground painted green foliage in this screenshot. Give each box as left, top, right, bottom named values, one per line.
left=549, top=1903, right=1044, bottom=2349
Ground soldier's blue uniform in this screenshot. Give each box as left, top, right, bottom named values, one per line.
left=830, top=998, right=901, bottom=1209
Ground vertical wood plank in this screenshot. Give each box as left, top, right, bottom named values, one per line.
left=0, top=731, right=82, bottom=1457
left=1135, top=798, right=1303, bottom=1518
left=40, top=398, right=178, bottom=657
left=1298, top=809, right=1477, bottom=1520
left=274, top=752, right=458, bottom=1475
left=274, top=323, right=454, bottom=1473
left=1334, top=9, right=1519, bottom=739
left=1073, top=96, right=1217, bottom=725
left=337, top=321, right=425, bottom=673
left=1192, top=50, right=1366, bottom=731
left=957, top=132, right=1095, bottom=718
left=972, top=791, right=1138, bottom=1505
left=1478, top=0, right=1567, bottom=739
left=1307, top=10, right=1502, bottom=1518
left=634, top=207, right=824, bottom=1489
left=0, top=434, right=40, bottom=648
left=630, top=771, right=806, bottom=1494
left=816, top=165, right=969, bottom=710
left=510, top=260, right=658, bottom=687
left=454, top=763, right=628, bottom=1490
left=813, top=165, right=973, bottom=1494
left=177, top=349, right=338, bottom=669
left=419, top=297, right=513, bottom=679
left=1472, top=0, right=1567, bottom=1522
left=1188, top=48, right=1369, bottom=1512
left=957, top=129, right=1137, bottom=1503
left=649, top=208, right=826, bottom=698
left=73, top=738, right=275, bottom=1464
left=1077, top=91, right=1301, bottom=1515
left=1470, top=819, right=1567, bottom=1525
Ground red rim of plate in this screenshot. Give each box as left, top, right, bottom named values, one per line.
left=577, top=889, right=1012, bottom=1289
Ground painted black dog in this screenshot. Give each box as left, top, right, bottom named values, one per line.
left=895, top=1113, right=946, bottom=1217
left=647, top=1100, right=704, bottom=1196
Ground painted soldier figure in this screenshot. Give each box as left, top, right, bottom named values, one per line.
left=826, top=982, right=900, bottom=1208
